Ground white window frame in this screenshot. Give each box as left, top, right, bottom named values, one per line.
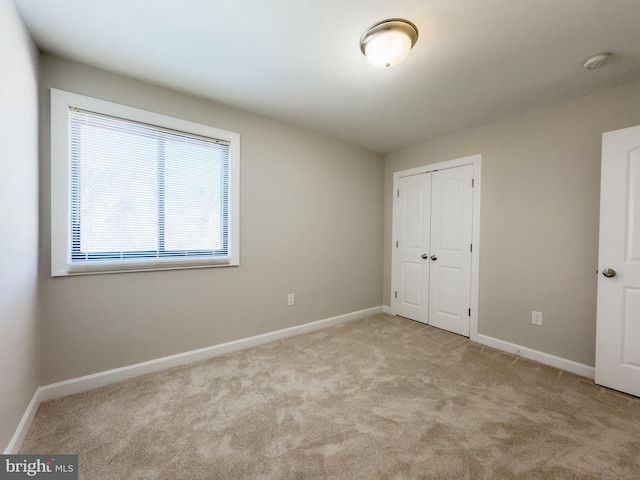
left=50, top=89, right=240, bottom=276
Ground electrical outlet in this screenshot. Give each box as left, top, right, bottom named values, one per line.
left=532, top=311, right=543, bottom=326
left=287, top=293, right=295, bottom=306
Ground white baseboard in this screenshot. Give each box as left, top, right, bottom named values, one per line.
left=4, top=388, right=43, bottom=454
left=382, top=305, right=392, bottom=314
left=477, top=334, right=595, bottom=379
left=5, top=306, right=382, bottom=454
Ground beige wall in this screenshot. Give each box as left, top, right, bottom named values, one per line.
left=39, top=55, right=385, bottom=384
left=0, top=0, right=40, bottom=451
left=384, top=79, right=640, bottom=366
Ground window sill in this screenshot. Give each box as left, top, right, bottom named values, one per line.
left=52, top=259, right=240, bottom=277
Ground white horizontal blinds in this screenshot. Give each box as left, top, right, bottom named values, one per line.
left=162, top=131, right=228, bottom=254
left=69, top=108, right=230, bottom=264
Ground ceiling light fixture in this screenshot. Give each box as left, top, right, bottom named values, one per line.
left=360, top=18, right=418, bottom=69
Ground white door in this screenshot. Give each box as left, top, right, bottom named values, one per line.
left=391, top=173, right=431, bottom=323
left=391, top=164, right=474, bottom=335
left=429, top=166, right=474, bottom=336
left=595, top=125, right=640, bottom=397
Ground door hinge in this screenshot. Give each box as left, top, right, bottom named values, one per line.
left=468, top=308, right=471, bottom=316
left=397, top=190, right=399, bottom=197
left=395, top=291, right=398, bottom=299
left=396, top=241, right=398, bottom=248
left=472, top=178, right=475, bottom=188
left=470, top=243, right=473, bottom=252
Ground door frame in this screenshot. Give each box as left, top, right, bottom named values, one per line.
left=391, top=154, right=482, bottom=341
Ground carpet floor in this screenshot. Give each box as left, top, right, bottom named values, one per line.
left=21, top=313, right=640, bottom=479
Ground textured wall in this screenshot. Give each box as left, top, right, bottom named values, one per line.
left=39, top=55, right=385, bottom=384
left=384, top=79, right=640, bottom=366
left=0, top=0, right=40, bottom=452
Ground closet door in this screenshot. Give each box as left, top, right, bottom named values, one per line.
left=391, top=173, right=431, bottom=323
left=428, top=165, right=474, bottom=336
left=391, top=163, right=474, bottom=336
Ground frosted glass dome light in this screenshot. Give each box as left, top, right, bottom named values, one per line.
left=360, top=19, right=418, bottom=69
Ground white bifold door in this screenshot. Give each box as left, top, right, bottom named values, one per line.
left=392, top=164, right=474, bottom=336
left=595, top=125, right=640, bottom=397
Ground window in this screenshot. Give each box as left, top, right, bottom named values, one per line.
left=51, top=89, right=240, bottom=276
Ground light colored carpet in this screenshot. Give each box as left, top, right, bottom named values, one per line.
left=21, top=314, right=640, bottom=479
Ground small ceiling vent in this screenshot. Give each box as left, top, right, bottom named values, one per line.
left=583, top=53, right=611, bottom=70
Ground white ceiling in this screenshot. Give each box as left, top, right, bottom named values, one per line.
left=14, top=0, right=640, bottom=153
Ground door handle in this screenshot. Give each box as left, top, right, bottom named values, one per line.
left=431, top=255, right=437, bottom=261
left=421, top=254, right=428, bottom=259
left=602, top=268, right=616, bottom=278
